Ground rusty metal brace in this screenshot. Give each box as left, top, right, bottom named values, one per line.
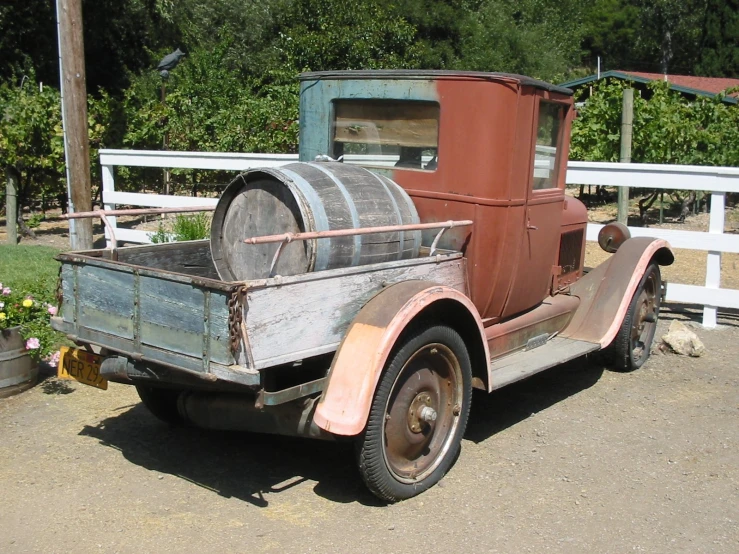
left=245, top=219, right=474, bottom=275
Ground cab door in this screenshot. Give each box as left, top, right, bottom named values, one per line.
left=502, top=97, right=570, bottom=317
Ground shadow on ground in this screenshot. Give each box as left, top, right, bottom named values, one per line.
left=659, top=304, right=739, bottom=328
left=79, top=404, right=378, bottom=508
left=76, top=356, right=607, bottom=508
left=466, top=355, right=605, bottom=443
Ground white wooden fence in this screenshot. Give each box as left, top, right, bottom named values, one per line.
left=98, top=149, right=739, bottom=328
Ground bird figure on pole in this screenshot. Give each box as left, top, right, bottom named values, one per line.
left=157, top=48, right=186, bottom=79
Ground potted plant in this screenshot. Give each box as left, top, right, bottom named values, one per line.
left=0, top=282, right=59, bottom=398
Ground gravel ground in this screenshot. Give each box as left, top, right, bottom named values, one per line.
left=1, top=308, right=737, bottom=554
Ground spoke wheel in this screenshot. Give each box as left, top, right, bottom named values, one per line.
left=358, top=324, right=472, bottom=502
left=611, top=263, right=662, bottom=371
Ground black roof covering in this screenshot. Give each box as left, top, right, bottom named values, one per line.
left=299, top=70, right=573, bottom=96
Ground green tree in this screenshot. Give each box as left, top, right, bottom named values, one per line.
left=581, top=0, right=641, bottom=70
left=0, top=0, right=177, bottom=94
left=0, top=0, right=58, bottom=86
left=460, top=0, right=587, bottom=82
left=153, top=0, right=283, bottom=79
left=394, top=0, right=476, bottom=69
left=695, top=0, right=739, bottom=77
left=0, top=78, right=65, bottom=213
left=631, top=0, right=705, bottom=74
left=274, top=0, right=420, bottom=71
left=580, top=0, right=713, bottom=75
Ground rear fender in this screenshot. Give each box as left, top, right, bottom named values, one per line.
left=313, top=280, right=489, bottom=436
left=562, top=237, right=674, bottom=347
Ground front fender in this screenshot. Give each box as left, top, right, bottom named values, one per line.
left=313, top=280, right=489, bottom=436
left=562, top=237, right=674, bottom=347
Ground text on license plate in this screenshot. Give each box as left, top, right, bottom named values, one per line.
left=57, top=346, right=108, bottom=390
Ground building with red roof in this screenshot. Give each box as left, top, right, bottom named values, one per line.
left=560, top=70, right=738, bottom=104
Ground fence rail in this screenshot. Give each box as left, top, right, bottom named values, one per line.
left=97, top=149, right=739, bottom=327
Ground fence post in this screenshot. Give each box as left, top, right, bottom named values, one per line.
left=702, top=190, right=725, bottom=328
left=5, top=168, right=18, bottom=245
left=101, top=164, right=117, bottom=249
left=617, top=88, right=634, bottom=224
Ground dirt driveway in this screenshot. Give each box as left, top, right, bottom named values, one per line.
left=1, top=307, right=737, bottom=554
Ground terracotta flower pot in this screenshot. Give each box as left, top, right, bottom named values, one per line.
left=0, top=326, right=39, bottom=399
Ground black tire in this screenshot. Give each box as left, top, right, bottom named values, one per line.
left=135, top=385, right=184, bottom=425
left=610, top=262, right=662, bottom=372
left=357, top=324, right=472, bottom=502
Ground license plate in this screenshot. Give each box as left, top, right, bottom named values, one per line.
left=57, top=347, right=108, bottom=390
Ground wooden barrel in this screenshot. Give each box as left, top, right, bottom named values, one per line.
left=0, top=327, right=38, bottom=399
left=210, top=162, right=421, bottom=281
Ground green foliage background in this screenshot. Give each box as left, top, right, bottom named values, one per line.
left=570, top=80, right=739, bottom=166
left=0, top=0, right=737, bottom=215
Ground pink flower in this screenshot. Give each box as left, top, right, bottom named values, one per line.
left=25, top=337, right=40, bottom=350
left=47, top=305, right=58, bottom=316
left=46, top=350, right=61, bottom=366
left=1, top=288, right=10, bottom=296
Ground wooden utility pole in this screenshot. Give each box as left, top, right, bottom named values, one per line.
left=617, top=88, right=634, bottom=224
left=57, top=0, right=93, bottom=249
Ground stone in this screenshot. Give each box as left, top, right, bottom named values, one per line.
left=661, top=321, right=706, bottom=357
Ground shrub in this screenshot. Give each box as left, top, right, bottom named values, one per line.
left=149, top=212, right=211, bottom=243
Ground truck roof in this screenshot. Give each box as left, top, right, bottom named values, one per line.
left=299, top=69, right=573, bottom=96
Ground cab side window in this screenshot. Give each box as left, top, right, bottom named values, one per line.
left=532, top=102, right=565, bottom=190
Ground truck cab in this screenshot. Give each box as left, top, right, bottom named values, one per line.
left=300, top=70, right=587, bottom=340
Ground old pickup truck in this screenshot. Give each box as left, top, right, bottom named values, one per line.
left=53, top=70, right=673, bottom=502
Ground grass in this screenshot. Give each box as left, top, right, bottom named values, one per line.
left=0, top=244, right=61, bottom=289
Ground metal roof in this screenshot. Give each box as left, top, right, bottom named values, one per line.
left=560, top=70, right=738, bottom=104
left=300, top=70, right=573, bottom=96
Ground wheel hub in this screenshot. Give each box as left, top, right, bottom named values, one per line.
left=407, top=392, right=436, bottom=433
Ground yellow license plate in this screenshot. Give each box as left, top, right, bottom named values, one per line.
left=57, top=347, right=108, bottom=390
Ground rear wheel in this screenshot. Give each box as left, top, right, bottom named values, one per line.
left=135, top=385, right=184, bottom=425
left=610, top=263, right=662, bottom=371
left=357, top=324, right=472, bottom=502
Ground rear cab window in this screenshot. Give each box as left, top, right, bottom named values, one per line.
left=532, top=101, right=566, bottom=190
left=331, top=100, right=439, bottom=171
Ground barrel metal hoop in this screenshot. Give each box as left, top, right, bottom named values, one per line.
left=396, top=175, right=423, bottom=255
left=367, top=171, right=405, bottom=260
left=306, top=162, right=363, bottom=266
left=279, top=168, right=331, bottom=271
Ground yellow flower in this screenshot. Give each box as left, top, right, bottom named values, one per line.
left=22, top=299, right=33, bottom=308
left=0, top=312, right=6, bottom=320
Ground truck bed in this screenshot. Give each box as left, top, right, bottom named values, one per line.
left=52, top=240, right=466, bottom=388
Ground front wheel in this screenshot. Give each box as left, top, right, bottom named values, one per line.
left=610, top=262, right=662, bottom=371
left=357, top=324, right=472, bottom=502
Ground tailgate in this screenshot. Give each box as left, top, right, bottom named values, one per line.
left=52, top=254, right=248, bottom=383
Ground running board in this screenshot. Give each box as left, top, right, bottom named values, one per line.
left=489, top=337, right=600, bottom=391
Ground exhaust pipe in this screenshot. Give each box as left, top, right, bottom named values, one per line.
left=177, top=392, right=334, bottom=441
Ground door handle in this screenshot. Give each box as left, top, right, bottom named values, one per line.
left=527, top=222, right=538, bottom=230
